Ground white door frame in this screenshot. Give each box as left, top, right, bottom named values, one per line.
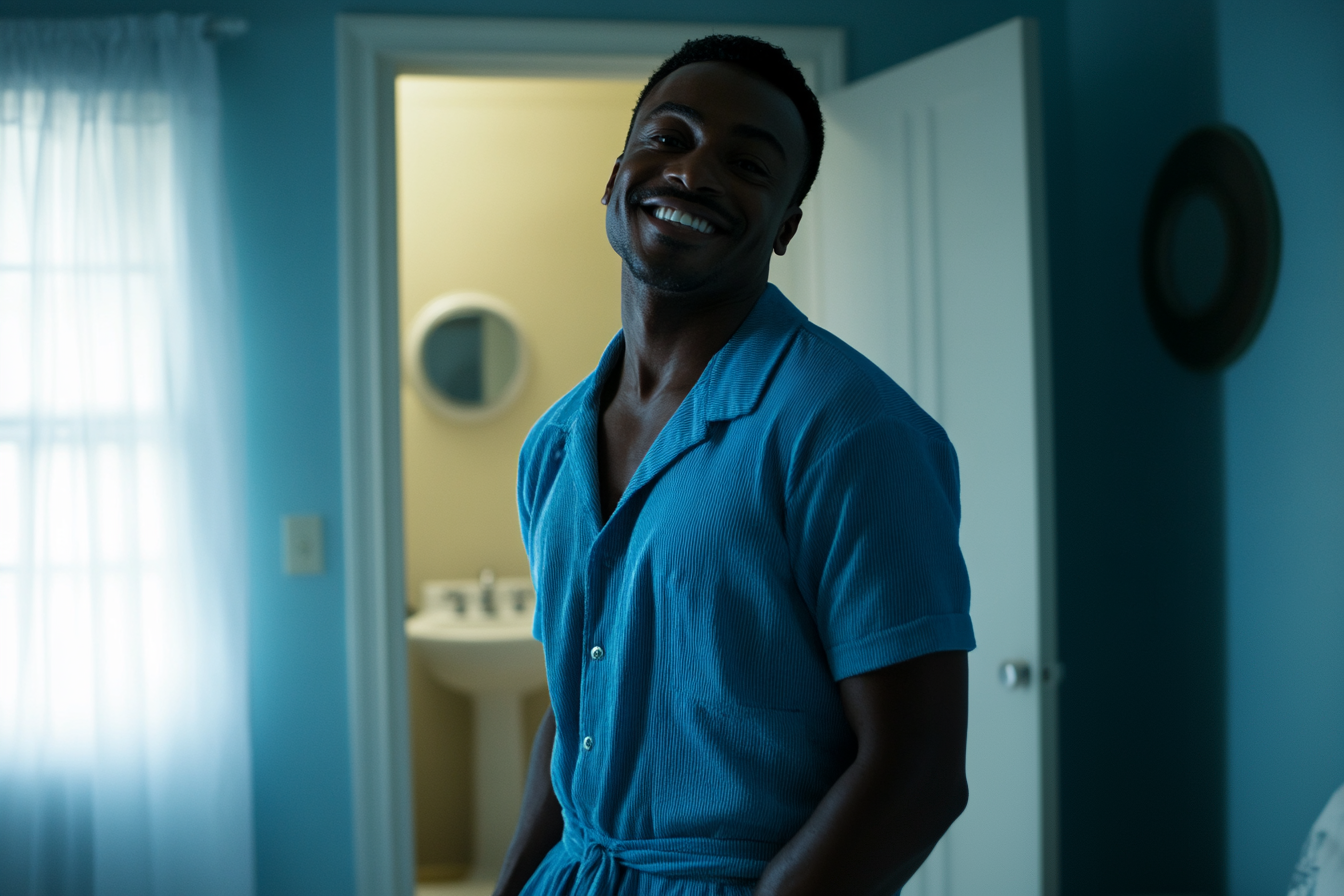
left=335, top=16, right=844, bottom=895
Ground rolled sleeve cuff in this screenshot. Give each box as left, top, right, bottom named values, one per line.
left=827, top=612, right=976, bottom=681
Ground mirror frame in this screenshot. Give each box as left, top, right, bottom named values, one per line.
left=404, top=291, right=528, bottom=422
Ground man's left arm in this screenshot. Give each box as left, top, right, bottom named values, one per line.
left=754, top=650, right=969, bottom=896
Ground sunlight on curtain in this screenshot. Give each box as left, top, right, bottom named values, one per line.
left=0, top=16, right=252, bottom=896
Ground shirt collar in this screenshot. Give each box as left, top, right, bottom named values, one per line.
left=692, top=283, right=806, bottom=424
left=553, top=283, right=806, bottom=434
left=556, top=284, right=805, bottom=531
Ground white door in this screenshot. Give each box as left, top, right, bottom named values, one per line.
left=781, top=18, right=1057, bottom=896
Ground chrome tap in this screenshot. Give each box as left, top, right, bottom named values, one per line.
left=479, top=568, right=496, bottom=617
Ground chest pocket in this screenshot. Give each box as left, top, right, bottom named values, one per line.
left=651, top=698, right=813, bottom=844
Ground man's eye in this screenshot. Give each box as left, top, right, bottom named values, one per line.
left=650, top=133, right=685, bottom=148
left=737, top=159, right=768, bottom=176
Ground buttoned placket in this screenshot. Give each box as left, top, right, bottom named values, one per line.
left=574, top=516, right=625, bottom=818
left=567, top=370, right=609, bottom=820
left=559, top=303, right=782, bottom=835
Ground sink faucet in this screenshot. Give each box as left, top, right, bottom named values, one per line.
left=479, top=568, right=496, bottom=617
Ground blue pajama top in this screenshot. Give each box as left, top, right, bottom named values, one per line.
left=516, top=285, right=975, bottom=896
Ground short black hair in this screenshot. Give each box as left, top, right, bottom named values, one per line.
left=627, top=34, right=825, bottom=206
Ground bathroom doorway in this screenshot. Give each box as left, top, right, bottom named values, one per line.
left=336, top=20, right=843, bottom=896
left=394, top=73, right=637, bottom=892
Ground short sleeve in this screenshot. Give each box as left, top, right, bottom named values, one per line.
left=787, top=417, right=975, bottom=681
left=517, top=423, right=566, bottom=645
left=516, top=430, right=540, bottom=553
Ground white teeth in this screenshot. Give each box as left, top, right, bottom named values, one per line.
left=653, top=206, right=713, bottom=234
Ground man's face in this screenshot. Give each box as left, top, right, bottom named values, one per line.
left=603, top=61, right=808, bottom=296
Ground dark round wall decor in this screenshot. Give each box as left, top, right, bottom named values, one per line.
left=1141, top=124, right=1280, bottom=370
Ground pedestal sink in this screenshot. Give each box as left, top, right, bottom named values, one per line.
left=406, top=573, right=547, bottom=885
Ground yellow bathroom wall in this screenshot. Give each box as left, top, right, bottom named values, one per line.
left=398, top=74, right=637, bottom=594
left=396, top=75, right=641, bottom=878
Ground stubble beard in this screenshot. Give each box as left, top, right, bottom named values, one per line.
left=607, top=184, right=744, bottom=295
left=607, top=212, right=715, bottom=295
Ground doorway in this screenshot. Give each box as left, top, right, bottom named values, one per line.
left=395, top=73, right=636, bottom=891
left=336, top=17, right=844, bottom=896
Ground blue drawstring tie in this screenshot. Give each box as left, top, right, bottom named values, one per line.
left=555, top=818, right=775, bottom=894
left=570, top=836, right=622, bottom=895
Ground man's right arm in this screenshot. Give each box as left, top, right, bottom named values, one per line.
left=492, top=706, right=564, bottom=896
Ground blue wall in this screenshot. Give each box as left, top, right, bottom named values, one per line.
left=1219, top=1, right=1344, bottom=894
left=218, top=13, right=355, bottom=894
left=1054, top=3, right=1227, bottom=893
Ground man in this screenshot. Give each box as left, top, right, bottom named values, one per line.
left=497, top=35, right=974, bottom=896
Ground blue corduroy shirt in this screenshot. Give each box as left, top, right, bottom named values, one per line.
left=517, top=285, right=975, bottom=896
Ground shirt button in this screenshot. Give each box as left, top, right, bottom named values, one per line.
left=590, top=646, right=605, bottom=660
left=582, top=736, right=594, bottom=751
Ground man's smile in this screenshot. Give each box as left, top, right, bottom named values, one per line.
left=649, top=205, right=715, bottom=234
left=632, top=191, right=734, bottom=240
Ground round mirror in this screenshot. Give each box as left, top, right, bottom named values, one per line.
left=1141, top=125, right=1280, bottom=370
left=406, top=292, right=527, bottom=421
left=1163, top=191, right=1230, bottom=318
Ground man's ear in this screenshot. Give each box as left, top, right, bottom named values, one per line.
left=601, top=155, right=623, bottom=206
left=773, top=207, right=803, bottom=256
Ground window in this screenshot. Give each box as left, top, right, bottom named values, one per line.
left=0, top=86, right=184, bottom=758
left=0, top=17, right=253, bottom=894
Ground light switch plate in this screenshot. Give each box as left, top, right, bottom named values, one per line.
left=282, top=514, right=324, bottom=575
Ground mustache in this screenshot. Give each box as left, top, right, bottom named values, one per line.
left=627, top=186, right=735, bottom=229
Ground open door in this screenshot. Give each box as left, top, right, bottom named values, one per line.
left=806, top=18, right=1056, bottom=896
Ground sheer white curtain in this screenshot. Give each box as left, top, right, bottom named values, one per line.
left=0, top=16, right=253, bottom=896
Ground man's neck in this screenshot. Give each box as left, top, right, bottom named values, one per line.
left=612, top=266, right=766, bottom=407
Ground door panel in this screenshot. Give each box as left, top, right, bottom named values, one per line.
left=805, top=18, right=1055, bottom=896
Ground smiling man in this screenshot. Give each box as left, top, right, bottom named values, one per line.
left=498, top=36, right=975, bottom=896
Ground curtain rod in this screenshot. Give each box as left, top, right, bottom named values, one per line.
left=206, top=17, right=249, bottom=40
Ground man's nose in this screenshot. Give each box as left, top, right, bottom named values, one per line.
left=662, top=146, right=724, bottom=194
